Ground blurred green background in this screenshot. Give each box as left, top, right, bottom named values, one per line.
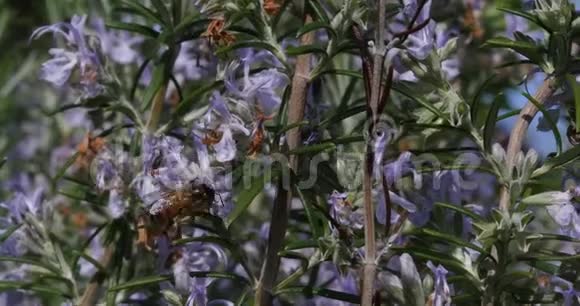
left=0, top=0, right=111, bottom=196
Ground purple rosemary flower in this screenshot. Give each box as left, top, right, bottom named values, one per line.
left=11, top=122, right=50, bottom=160
left=374, top=188, right=417, bottom=226
left=374, top=152, right=418, bottom=222
left=3, top=173, right=35, bottom=194
left=174, top=40, right=216, bottom=82
left=402, top=0, right=436, bottom=60
left=49, top=144, right=76, bottom=176
left=141, top=134, right=161, bottom=174
left=192, top=132, right=211, bottom=173
left=390, top=1, right=461, bottom=81
left=79, top=233, right=104, bottom=277
left=0, top=187, right=45, bottom=256
left=309, top=263, right=358, bottom=306
left=136, top=134, right=231, bottom=217
left=93, top=18, right=143, bottom=65
left=0, top=266, right=41, bottom=306
left=156, top=136, right=191, bottom=184
left=201, top=92, right=250, bottom=162
left=553, top=278, right=580, bottom=306
left=132, top=173, right=158, bottom=209
left=238, top=47, right=284, bottom=71
left=224, top=57, right=288, bottom=115
left=172, top=242, right=227, bottom=305
left=7, top=187, right=44, bottom=222
left=376, top=190, right=398, bottom=226
left=435, top=25, right=460, bottom=80
left=328, top=191, right=363, bottom=229
left=0, top=217, right=25, bottom=257
left=404, top=170, right=461, bottom=226
left=505, top=14, right=544, bottom=42
left=141, top=135, right=193, bottom=189
left=383, top=151, right=416, bottom=187
left=92, top=147, right=132, bottom=218
left=31, top=15, right=103, bottom=97
left=94, top=152, right=122, bottom=190
left=63, top=108, right=92, bottom=129
left=545, top=188, right=580, bottom=239
left=37, top=48, right=80, bottom=86
left=107, top=189, right=128, bottom=219
left=389, top=49, right=417, bottom=82
left=427, top=261, right=452, bottom=306
left=0, top=292, right=40, bottom=306
left=159, top=136, right=212, bottom=187
left=155, top=235, right=172, bottom=273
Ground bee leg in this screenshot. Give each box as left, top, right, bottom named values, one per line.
left=136, top=215, right=154, bottom=251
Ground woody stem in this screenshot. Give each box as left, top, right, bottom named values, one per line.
left=78, top=245, right=115, bottom=306
left=254, top=13, right=314, bottom=306
left=498, top=77, right=557, bottom=211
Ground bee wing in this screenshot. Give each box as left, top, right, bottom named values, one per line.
left=141, top=190, right=162, bottom=205
left=141, top=190, right=172, bottom=215
left=149, top=198, right=172, bottom=215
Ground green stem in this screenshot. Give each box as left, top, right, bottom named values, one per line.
left=274, top=267, right=306, bottom=292
left=146, top=84, right=168, bottom=132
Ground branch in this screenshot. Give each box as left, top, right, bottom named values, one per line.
left=255, top=14, right=314, bottom=306
left=352, top=25, right=373, bottom=98
left=378, top=66, right=394, bottom=116
left=255, top=182, right=290, bottom=305
left=498, top=77, right=557, bottom=211
left=362, top=151, right=377, bottom=306
left=361, top=0, right=388, bottom=304
left=78, top=245, right=115, bottom=306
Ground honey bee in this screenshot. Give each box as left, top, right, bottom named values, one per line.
left=137, top=180, right=218, bottom=250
